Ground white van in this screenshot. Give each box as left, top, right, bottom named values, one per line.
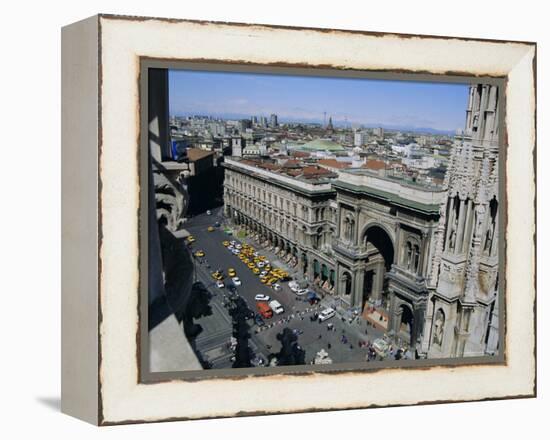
left=268, top=300, right=284, bottom=315
left=318, top=308, right=336, bottom=322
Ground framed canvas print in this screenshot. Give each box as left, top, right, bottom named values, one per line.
left=61, top=14, right=536, bottom=425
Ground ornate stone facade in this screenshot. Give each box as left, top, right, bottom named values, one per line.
left=223, top=158, right=338, bottom=290
left=422, top=84, right=500, bottom=358
left=331, top=171, right=443, bottom=348
left=224, top=157, right=445, bottom=350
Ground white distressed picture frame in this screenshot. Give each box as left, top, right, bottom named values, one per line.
left=61, top=14, right=536, bottom=425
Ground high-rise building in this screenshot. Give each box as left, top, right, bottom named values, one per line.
left=373, top=127, right=384, bottom=138
left=269, top=113, right=278, bottom=128
left=239, top=119, right=252, bottom=133
left=354, top=131, right=365, bottom=147
left=259, top=116, right=268, bottom=128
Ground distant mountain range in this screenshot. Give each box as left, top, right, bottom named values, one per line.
left=174, top=111, right=458, bottom=136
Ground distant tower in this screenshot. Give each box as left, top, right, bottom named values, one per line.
left=231, top=137, right=244, bottom=157
left=327, top=116, right=334, bottom=132
left=421, top=84, right=500, bottom=358
left=270, top=114, right=278, bottom=128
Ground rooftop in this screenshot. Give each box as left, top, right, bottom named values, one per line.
left=186, top=148, right=214, bottom=161
left=224, top=157, right=336, bottom=194
left=299, top=138, right=345, bottom=152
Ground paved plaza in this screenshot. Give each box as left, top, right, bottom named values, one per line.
left=184, top=207, right=412, bottom=369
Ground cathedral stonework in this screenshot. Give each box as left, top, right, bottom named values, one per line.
left=421, top=84, right=500, bottom=358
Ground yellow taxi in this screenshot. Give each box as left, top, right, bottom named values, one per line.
left=194, top=250, right=205, bottom=257
left=252, top=267, right=260, bottom=275
left=211, top=271, right=223, bottom=280
left=228, top=268, right=236, bottom=277
left=207, top=226, right=214, bottom=232
left=267, top=277, right=278, bottom=286
left=247, top=262, right=255, bottom=270
left=223, top=241, right=230, bottom=247
left=260, top=276, right=268, bottom=284
left=187, top=235, right=196, bottom=243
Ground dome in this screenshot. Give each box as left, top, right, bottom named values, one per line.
left=299, top=138, right=345, bottom=152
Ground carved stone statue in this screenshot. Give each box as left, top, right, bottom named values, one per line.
left=433, top=309, right=445, bottom=346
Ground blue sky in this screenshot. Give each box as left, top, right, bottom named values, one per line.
left=169, top=69, right=469, bottom=133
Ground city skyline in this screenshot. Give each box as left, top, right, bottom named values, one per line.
left=169, top=69, right=469, bottom=133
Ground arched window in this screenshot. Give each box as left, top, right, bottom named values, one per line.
left=313, top=260, right=320, bottom=277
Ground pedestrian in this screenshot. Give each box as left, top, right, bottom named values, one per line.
left=327, top=343, right=331, bottom=349
left=350, top=344, right=353, bottom=350
left=318, top=334, right=322, bottom=340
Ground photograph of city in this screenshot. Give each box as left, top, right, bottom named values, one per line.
left=146, top=67, right=501, bottom=373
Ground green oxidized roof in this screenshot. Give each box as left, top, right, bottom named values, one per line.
left=299, top=138, right=345, bottom=152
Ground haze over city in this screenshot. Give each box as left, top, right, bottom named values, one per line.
left=169, top=69, right=469, bottom=134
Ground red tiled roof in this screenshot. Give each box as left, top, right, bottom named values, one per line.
left=284, top=169, right=302, bottom=176
left=282, top=159, right=302, bottom=168
left=362, top=159, right=386, bottom=171
left=257, top=162, right=281, bottom=171
left=290, top=150, right=311, bottom=158
left=302, top=165, right=333, bottom=177
left=318, top=159, right=349, bottom=169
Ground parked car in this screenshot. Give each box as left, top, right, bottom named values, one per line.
left=318, top=308, right=336, bottom=322
left=206, top=210, right=212, bottom=215
left=295, top=288, right=308, bottom=296
left=232, top=277, right=242, bottom=286
left=194, top=250, right=205, bottom=257
left=228, top=268, right=236, bottom=277
left=269, top=300, right=284, bottom=315
left=211, top=271, right=223, bottom=281
left=216, top=280, right=225, bottom=288
left=256, top=302, right=273, bottom=319
left=254, top=294, right=271, bottom=302
left=271, top=283, right=282, bottom=291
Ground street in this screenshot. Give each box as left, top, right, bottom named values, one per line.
left=184, top=207, right=405, bottom=369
